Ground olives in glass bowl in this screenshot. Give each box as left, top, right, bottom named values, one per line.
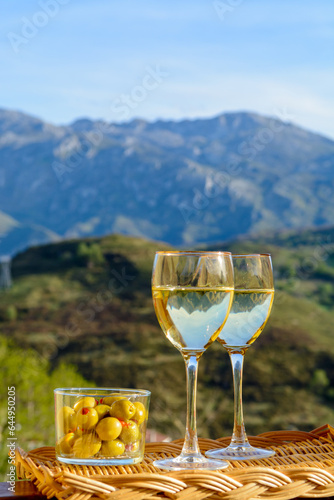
left=54, top=388, right=151, bottom=465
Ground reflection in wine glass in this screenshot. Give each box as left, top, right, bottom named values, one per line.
left=152, top=251, right=234, bottom=470
left=206, top=254, right=275, bottom=461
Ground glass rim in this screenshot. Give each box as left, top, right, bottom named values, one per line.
left=54, top=388, right=151, bottom=396
left=232, top=253, right=271, bottom=258
left=155, top=250, right=232, bottom=256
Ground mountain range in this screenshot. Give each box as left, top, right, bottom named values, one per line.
left=1, top=107, right=334, bottom=256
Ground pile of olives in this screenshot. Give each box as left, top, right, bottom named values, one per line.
left=56, top=394, right=147, bottom=460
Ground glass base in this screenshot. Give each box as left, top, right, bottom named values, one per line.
left=153, top=454, right=229, bottom=471
left=205, top=443, right=275, bottom=461
left=57, top=455, right=142, bottom=466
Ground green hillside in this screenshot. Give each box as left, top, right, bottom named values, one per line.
left=1, top=229, right=334, bottom=469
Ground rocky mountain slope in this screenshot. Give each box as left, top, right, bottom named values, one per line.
left=1, top=108, right=334, bottom=255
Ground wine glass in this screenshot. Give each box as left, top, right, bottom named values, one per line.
left=205, top=254, right=275, bottom=461
left=152, top=251, right=234, bottom=470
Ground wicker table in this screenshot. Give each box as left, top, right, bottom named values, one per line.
left=14, top=424, right=334, bottom=500
left=0, top=480, right=45, bottom=498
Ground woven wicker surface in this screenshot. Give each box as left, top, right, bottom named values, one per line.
left=15, top=424, right=334, bottom=500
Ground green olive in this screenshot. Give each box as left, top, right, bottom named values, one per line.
left=57, top=432, right=76, bottom=455
left=76, top=407, right=99, bottom=430
left=131, top=402, right=146, bottom=425
left=110, top=399, right=136, bottom=420
left=96, top=417, right=122, bottom=441
left=95, top=404, right=110, bottom=420
left=102, top=395, right=126, bottom=406
left=119, top=420, right=140, bottom=444
left=72, top=434, right=100, bottom=458
left=72, top=433, right=101, bottom=458
left=100, top=439, right=125, bottom=457
left=125, top=440, right=140, bottom=453
left=74, top=426, right=84, bottom=438
left=73, top=397, right=97, bottom=412
left=57, top=406, right=76, bottom=434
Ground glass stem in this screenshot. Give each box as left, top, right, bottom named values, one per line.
left=229, top=351, right=248, bottom=447
left=181, top=354, right=202, bottom=458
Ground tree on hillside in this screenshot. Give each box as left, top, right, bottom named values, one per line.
left=0, top=336, right=94, bottom=480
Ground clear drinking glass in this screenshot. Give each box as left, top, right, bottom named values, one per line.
left=205, top=254, right=275, bottom=461
left=152, top=251, right=234, bottom=470
left=55, top=388, right=150, bottom=465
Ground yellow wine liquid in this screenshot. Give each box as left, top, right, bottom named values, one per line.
left=217, top=289, right=274, bottom=351
left=152, top=286, right=233, bottom=355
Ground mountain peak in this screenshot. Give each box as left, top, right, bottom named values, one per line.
left=0, top=108, right=45, bottom=135
left=70, top=118, right=96, bottom=132
left=0, top=108, right=65, bottom=138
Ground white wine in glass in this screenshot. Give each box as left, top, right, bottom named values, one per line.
left=205, top=254, right=275, bottom=461
left=152, top=251, right=234, bottom=470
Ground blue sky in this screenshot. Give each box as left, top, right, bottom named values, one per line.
left=1, top=0, right=333, bottom=138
